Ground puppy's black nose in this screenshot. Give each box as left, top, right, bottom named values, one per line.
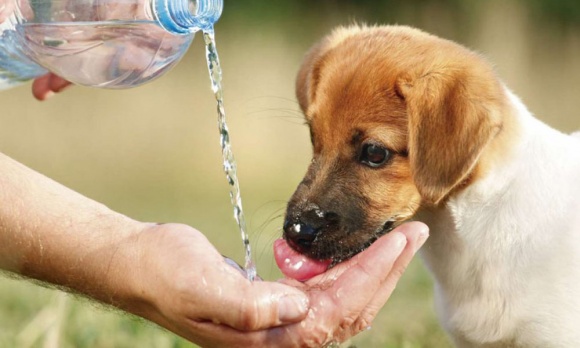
left=284, top=205, right=339, bottom=252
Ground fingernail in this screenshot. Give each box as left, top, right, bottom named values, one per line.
left=278, top=294, right=309, bottom=323
left=43, top=91, right=55, bottom=100
left=414, top=225, right=429, bottom=253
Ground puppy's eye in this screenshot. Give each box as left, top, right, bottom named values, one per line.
left=360, top=144, right=390, bottom=168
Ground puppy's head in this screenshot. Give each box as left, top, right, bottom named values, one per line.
left=284, top=25, right=507, bottom=262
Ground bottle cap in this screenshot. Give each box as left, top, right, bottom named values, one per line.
left=156, top=0, right=222, bottom=34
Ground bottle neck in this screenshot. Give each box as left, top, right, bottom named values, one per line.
left=155, top=0, right=222, bottom=34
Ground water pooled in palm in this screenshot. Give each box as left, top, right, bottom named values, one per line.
left=203, top=29, right=257, bottom=281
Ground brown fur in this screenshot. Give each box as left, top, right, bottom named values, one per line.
left=285, top=25, right=514, bottom=261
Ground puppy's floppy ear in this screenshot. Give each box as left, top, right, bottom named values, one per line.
left=397, top=67, right=504, bottom=205
left=295, top=40, right=329, bottom=113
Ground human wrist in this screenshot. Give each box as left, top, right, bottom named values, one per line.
left=76, top=220, right=156, bottom=314
left=103, top=222, right=170, bottom=321
left=20, top=211, right=146, bottom=305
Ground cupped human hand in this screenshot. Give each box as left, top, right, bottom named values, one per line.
left=120, top=223, right=311, bottom=348
left=120, top=222, right=427, bottom=347
left=272, top=221, right=429, bottom=347
left=32, top=73, right=71, bottom=100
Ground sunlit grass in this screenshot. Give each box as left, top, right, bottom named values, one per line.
left=0, top=278, right=191, bottom=347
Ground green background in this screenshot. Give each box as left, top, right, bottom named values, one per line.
left=1, top=0, right=579, bottom=347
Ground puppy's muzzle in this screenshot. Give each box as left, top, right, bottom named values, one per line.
left=283, top=203, right=339, bottom=254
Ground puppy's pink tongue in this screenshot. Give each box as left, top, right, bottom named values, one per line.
left=274, top=239, right=331, bottom=281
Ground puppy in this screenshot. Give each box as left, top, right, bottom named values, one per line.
left=282, top=25, right=580, bottom=347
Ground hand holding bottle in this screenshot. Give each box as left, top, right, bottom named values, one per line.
left=0, top=0, right=222, bottom=90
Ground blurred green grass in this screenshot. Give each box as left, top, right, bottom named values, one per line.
left=1, top=0, right=579, bottom=347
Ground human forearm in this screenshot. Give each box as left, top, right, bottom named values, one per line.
left=0, top=151, right=142, bottom=306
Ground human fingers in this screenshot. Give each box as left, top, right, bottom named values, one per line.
left=141, top=283, right=298, bottom=348
left=315, top=228, right=417, bottom=345
left=326, top=230, right=408, bottom=316
left=137, top=223, right=310, bottom=332
left=265, top=225, right=425, bottom=347
left=301, top=225, right=409, bottom=292
left=170, top=315, right=289, bottom=348
left=125, top=223, right=311, bottom=347
left=32, top=73, right=71, bottom=100
left=191, top=261, right=310, bottom=331
left=32, top=74, right=51, bottom=100
left=48, top=74, right=71, bottom=93
left=318, top=224, right=427, bottom=343
left=339, top=222, right=429, bottom=340
left=271, top=230, right=410, bottom=347
left=370, top=222, right=429, bottom=302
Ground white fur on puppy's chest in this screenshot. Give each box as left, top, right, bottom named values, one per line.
left=419, top=90, right=580, bottom=347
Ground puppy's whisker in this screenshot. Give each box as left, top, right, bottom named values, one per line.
left=246, top=201, right=287, bottom=273
left=259, top=233, right=283, bottom=279
left=245, top=95, right=301, bottom=105
left=249, top=107, right=302, bottom=114
left=245, top=109, right=304, bottom=119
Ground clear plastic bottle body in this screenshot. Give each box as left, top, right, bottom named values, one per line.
left=0, top=0, right=222, bottom=89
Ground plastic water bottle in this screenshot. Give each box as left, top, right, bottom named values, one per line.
left=0, top=0, right=222, bottom=89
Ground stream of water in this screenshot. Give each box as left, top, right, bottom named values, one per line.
left=203, top=29, right=257, bottom=282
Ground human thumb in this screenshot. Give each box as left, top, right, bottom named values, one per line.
left=208, top=279, right=310, bottom=331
